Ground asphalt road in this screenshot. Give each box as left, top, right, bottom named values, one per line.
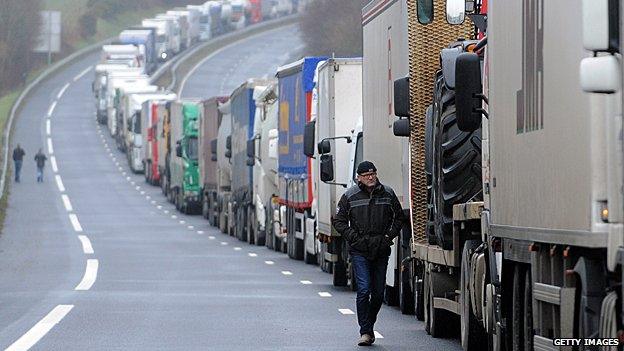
left=0, top=24, right=463, bottom=350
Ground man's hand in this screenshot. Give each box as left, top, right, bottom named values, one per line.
left=350, top=235, right=369, bottom=253
left=382, top=235, right=394, bottom=247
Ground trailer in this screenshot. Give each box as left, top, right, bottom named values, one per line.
left=216, top=99, right=234, bottom=235
left=159, top=13, right=189, bottom=50
left=200, top=96, right=228, bottom=226
left=167, top=9, right=197, bottom=47
left=142, top=19, right=173, bottom=61
left=93, top=64, right=131, bottom=124
left=206, top=1, right=224, bottom=36
left=304, top=58, right=364, bottom=280
left=118, top=29, right=156, bottom=74
left=105, top=72, right=150, bottom=137
left=153, top=15, right=182, bottom=55
left=276, top=57, right=327, bottom=260
left=143, top=100, right=168, bottom=185
left=187, top=4, right=212, bottom=41
left=114, top=84, right=158, bottom=151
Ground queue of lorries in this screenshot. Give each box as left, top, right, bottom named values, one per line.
left=93, top=0, right=624, bottom=350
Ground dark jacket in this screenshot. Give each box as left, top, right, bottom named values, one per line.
left=13, top=148, right=24, bottom=162
left=34, top=153, right=47, bottom=168
left=332, top=181, right=405, bottom=260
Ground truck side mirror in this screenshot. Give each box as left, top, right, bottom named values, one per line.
left=393, top=77, right=410, bottom=117
left=455, top=52, right=483, bottom=132
left=210, top=139, right=217, bottom=154
left=320, top=154, right=334, bottom=182
left=303, top=120, right=316, bottom=157
left=317, top=139, right=331, bottom=155
left=246, top=139, right=255, bottom=158
left=393, top=119, right=410, bottom=137
left=246, top=158, right=255, bottom=166
left=226, top=135, right=232, bottom=150
left=175, top=141, right=182, bottom=157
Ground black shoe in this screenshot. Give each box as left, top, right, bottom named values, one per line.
left=357, top=334, right=373, bottom=346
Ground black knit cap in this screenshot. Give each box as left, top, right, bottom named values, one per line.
left=357, top=161, right=377, bottom=175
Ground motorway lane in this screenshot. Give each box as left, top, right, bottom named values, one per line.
left=0, top=24, right=463, bottom=350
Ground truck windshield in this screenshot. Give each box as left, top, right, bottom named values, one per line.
left=186, top=137, right=198, bottom=160
left=353, top=133, right=363, bottom=182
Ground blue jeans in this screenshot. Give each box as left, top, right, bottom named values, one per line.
left=352, top=253, right=389, bottom=336
left=14, top=160, right=22, bottom=182
left=37, top=167, right=44, bottom=182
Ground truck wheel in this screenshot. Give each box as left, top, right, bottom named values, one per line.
left=413, top=265, right=425, bottom=321
left=512, top=265, right=525, bottom=351
left=247, top=206, right=255, bottom=245
left=425, top=267, right=455, bottom=338
left=304, top=247, right=316, bottom=265
left=461, top=240, right=486, bottom=351
left=400, top=240, right=415, bottom=314
left=430, top=73, right=482, bottom=249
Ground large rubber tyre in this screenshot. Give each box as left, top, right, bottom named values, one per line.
left=512, top=265, right=525, bottom=351
left=461, top=240, right=486, bottom=351
left=427, top=273, right=453, bottom=338
left=399, top=245, right=415, bottom=314
left=430, top=72, right=482, bottom=249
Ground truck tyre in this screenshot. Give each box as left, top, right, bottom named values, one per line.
left=512, top=265, right=525, bottom=351
left=430, top=72, right=482, bottom=249
left=304, top=247, right=316, bottom=265
left=461, top=240, right=486, bottom=351
left=425, top=267, right=454, bottom=338
left=413, top=263, right=425, bottom=321
left=399, top=231, right=415, bottom=314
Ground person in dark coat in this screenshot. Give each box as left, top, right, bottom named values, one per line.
left=34, top=149, right=47, bottom=183
left=332, top=160, right=405, bottom=346
left=12, top=144, right=25, bottom=183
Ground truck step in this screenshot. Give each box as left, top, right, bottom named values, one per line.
left=533, top=336, right=558, bottom=351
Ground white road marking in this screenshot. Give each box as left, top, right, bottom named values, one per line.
left=47, top=138, right=54, bottom=154
left=50, top=156, right=58, bottom=173
left=179, top=220, right=185, bottom=224
left=318, top=292, right=332, bottom=297
left=5, top=305, right=74, bottom=351
left=339, top=309, right=355, bottom=315
left=234, top=247, right=242, bottom=251
left=220, top=242, right=228, bottom=246
left=248, top=253, right=257, bottom=257
left=157, top=205, right=162, bottom=210
left=373, top=331, right=384, bottom=339
left=77, top=235, right=94, bottom=254
left=73, top=66, right=92, bottom=81
left=57, top=83, right=70, bottom=99
left=47, top=101, right=57, bottom=117
left=55, top=175, right=65, bottom=192
left=281, top=271, right=293, bottom=276
left=75, top=259, right=98, bottom=290
left=300, top=280, right=312, bottom=285
left=197, top=231, right=204, bottom=235
left=135, top=186, right=140, bottom=190
left=164, top=210, right=169, bottom=214
left=61, top=194, right=72, bottom=212
left=45, top=119, right=51, bottom=135
left=171, top=215, right=177, bottom=219
left=208, top=236, right=215, bottom=240
left=146, top=196, right=151, bottom=200
left=140, top=191, right=145, bottom=195
left=187, top=225, right=194, bottom=230
left=151, top=200, right=156, bottom=204
left=130, top=181, right=135, bottom=186
left=264, top=260, right=274, bottom=265
left=126, top=177, right=130, bottom=181
left=68, top=214, right=83, bottom=232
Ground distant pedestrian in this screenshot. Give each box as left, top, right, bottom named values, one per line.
left=12, top=144, right=25, bottom=183
left=333, top=161, right=405, bottom=347
left=34, top=149, right=47, bottom=183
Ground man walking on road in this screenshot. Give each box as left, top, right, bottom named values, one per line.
left=332, top=161, right=405, bottom=346
left=34, top=149, right=47, bottom=183
left=12, top=144, right=25, bottom=183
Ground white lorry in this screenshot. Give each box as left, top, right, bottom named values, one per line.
left=247, top=83, right=280, bottom=247
left=303, top=58, right=363, bottom=279
left=93, top=64, right=131, bottom=124
left=105, top=71, right=149, bottom=137
left=112, top=83, right=158, bottom=146
left=167, top=8, right=200, bottom=46
left=158, top=13, right=189, bottom=51
left=216, top=99, right=234, bottom=235
left=187, top=4, right=212, bottom=41
left=124, top=92, right=177, bottom=173
left=142, top=19, right=173, bottom=61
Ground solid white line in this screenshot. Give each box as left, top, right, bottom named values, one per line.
left=75, top=259, right=98, bottom=290
left=281, top=271, right=293, bottom=276
left=68, top=214, right=82, bottom=232
left=77, top=235, right=94, bottom=254
left=5, top=305, right=74, bottom=351
left=264, top=260, right=274, bottom=265
left=373, top=331, right=384, bottom=339
left=45, top=119, right=51, bottom=135
left=318, top=292, right=332, bottom=297
left=47, top=101, right=57, bottom=117
left=300, top=280, right=312, bottom=285
left=339, top=309, right=355, bottom=315
left=55, top=175, right=65, bottom=192
left=61, top=194, right=72, bottom=212
left=73, top=66, right=92, bottom=81
left=47, top=138, right=54, bottom=154
left=57, top=83, right=70, bottom=99
left=50, top=156, right=58, bottom=173
left=248, top=253, right=257, bottom=257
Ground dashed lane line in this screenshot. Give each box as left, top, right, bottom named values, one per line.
left=77, top=235, right=94, bottom=254
left=54, top=175, right=65, bottom=192
left=234, top=247, right=242, bottom=251
left=5, top=304, right=74, bottom=351
left=265, top=260, right=274, bottom=265
left=248, top=253, right=257, bottom=257
left=47, top=101, right=57, bottom=117
left=281, top=271, right=293, bottom=276
left=339, top=309, right=355, bottom=315
left=57, top=83, right=70, bottom=99
left=75, top=259, right=98, bottom=291
left=373, top=331, right=384, bottom=339
left=208, top=236, right=215, bottom=240
left=68, top=214, right=83, bottom=232
left=220, top=242, right=228, bottom=246
left=50, top=156, right=58, bottom=173
left=61, top=194, right=73, bottom=212
left=318, top=292, right=332, bottom=297
left=300, top=280, right=312, bottom=285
